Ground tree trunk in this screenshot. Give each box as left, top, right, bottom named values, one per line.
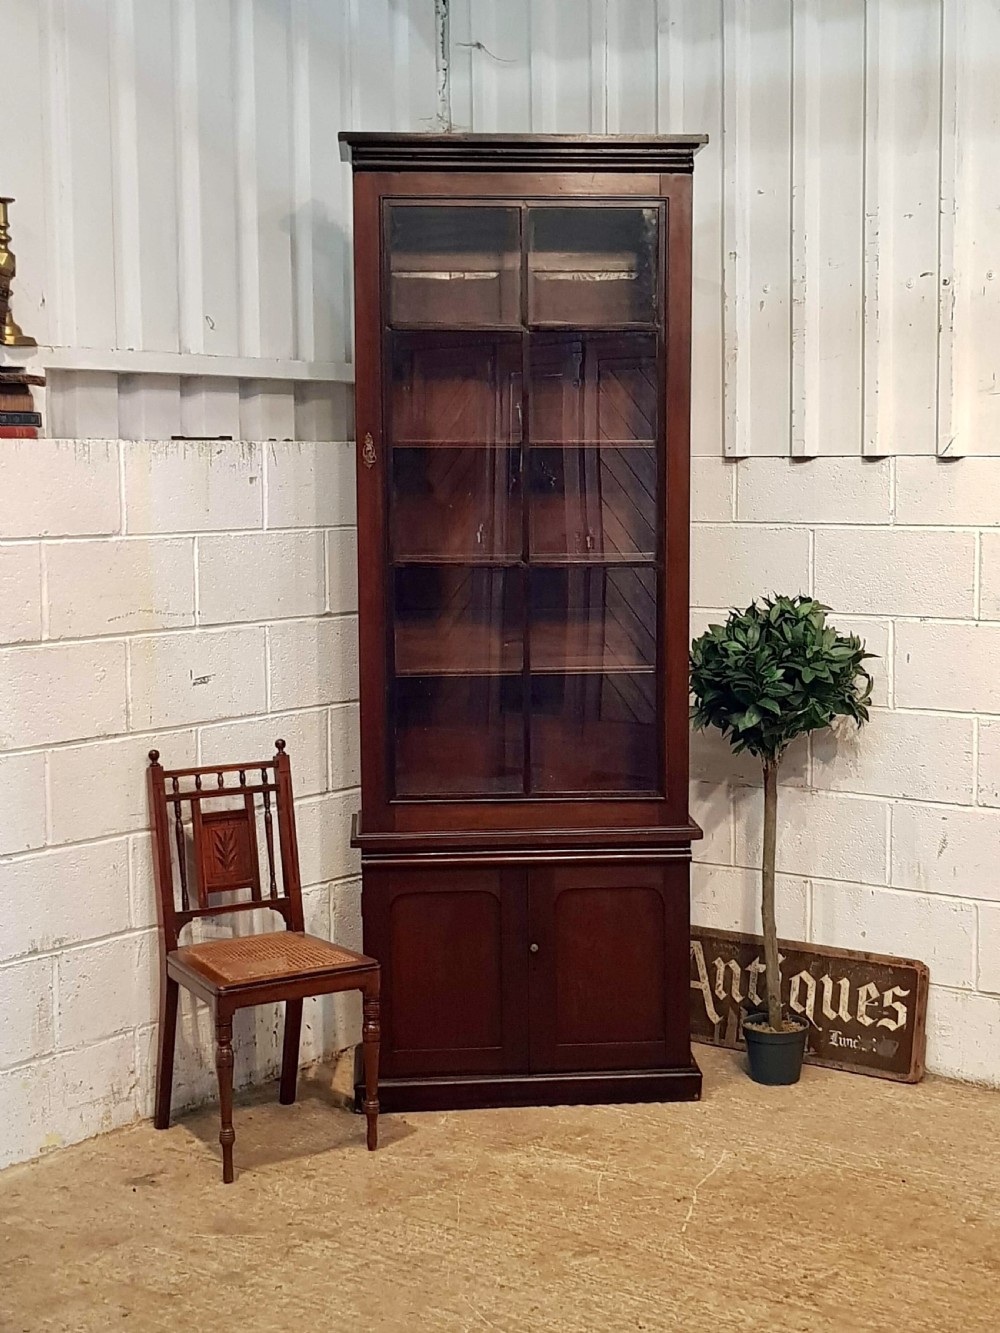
left=761, top=759, right=783, bottom=1031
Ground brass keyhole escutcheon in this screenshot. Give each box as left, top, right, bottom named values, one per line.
left=361, top=432, right=377, bottom=468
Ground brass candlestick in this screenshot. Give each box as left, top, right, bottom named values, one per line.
left=0, top=197, right=37, bottom=347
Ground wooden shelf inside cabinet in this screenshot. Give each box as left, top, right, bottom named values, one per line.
left=389, top=322, right=660, bottom=333
left=342, top=131, right=705, bottom=1113
left=528, top=439, right=656, bottom=449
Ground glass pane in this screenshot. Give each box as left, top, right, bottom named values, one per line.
left=529, top=332, right=656, bottom=446
left=529, top=447, right=656, bottom=562
left=528, top=207, right=658, bottom=326
left=394, top=566, right=523, bottom=677
left=389, top=205, right=520, bottom=327
left=390, top=333, right=522, bottom=446
left=394, top=447, right=522, bottom=562
left=529, top=566, right=656, bottom=673
left=395, top=675, right=523, bottom=796
left=530, top=673, right=657, bottom=793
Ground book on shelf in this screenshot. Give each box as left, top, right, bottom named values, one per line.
left=0, top=426, right=38, bottom=438
left=0, top=411, right=41, bottom=427
left=0, top=371, right=46, bottom=387
left=0, top=393, right=34, bottom=412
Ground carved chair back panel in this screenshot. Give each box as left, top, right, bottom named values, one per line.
left=147, top=742, right=304, bottom=949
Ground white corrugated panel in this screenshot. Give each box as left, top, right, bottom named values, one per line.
left=938, top=0, right=1000, bottom=457
left=6, top=0, right=1000, bottom=455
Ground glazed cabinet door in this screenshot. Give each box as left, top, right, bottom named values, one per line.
left=359, top=189, right=684, bottom=834
left=527, top=863, right=690, bottom=1072
left=363, top=865, right=529, bottom=1078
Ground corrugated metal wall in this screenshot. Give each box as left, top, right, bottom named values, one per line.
left=6, top=0, right=1000, bottom=455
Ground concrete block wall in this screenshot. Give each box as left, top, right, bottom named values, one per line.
left=0, top=436, right=362, bottom=1169
left=2, top=439, right=999, bottom=1169
left=690, top=455, right=1000, bottom=1087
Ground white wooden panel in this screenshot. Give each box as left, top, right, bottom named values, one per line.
left=46, top=372, right=119, bottom=440
left=179, top=378, right=241, bottom=440
left=722, top=0, right=793, bottom=457
left=49, top=0, right=119, bottom=349
left=528, top=0, right=558, bottom=132
left=447, top=0, right=476, bottom=132
left=292, top=0, right=350, bottom=365
left=235, top=0, right=295, bottom=361
left=790, top=0, right=865, bottom=457
left=6, top=2, right=53, bottom=347
left=938, top=0, right=1000, bottom=456
left=657, top=0, right=724, bottom=458
left=117, top=375, right=182, bottom=441
left=391, top=0, right=441, bottom=131
left=176, top=0, right=240, bottom=356
left=606, top=0, right=657, bottom=133
left=293, top=383, right=352, bottom=443
left=589, top=0, right=609, bottom=133
left=110, top=0, right=180, bottom=354
left=346, top=0, right=395, bottom=128
left=862, top=0, right=942, bottom=456
left=491, top=1, right=532, bottom=133
left=531, top=0, right=591, bottom=133
left=239, top=382, right=297, bottom=442
left=13, top=0, right=1000, bottom=457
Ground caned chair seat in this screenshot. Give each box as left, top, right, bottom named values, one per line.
left=171, top=931, right=374, bottom=991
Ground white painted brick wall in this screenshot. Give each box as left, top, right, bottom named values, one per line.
left=128, top=627, right=267, bottom=730
left=0, top=640, right=129, bottom=749
left=123, top=440, right=263, bottom=533
left=0, top=544, right=43, bottom=644
left=691, top=455, right=1000, bottom=1092
left=4, top=439, right=1000, bottom=1173
left=977, top=721, right=1000, bottom=806
left=977, top=905, right=1000, bottom=994
left=0, top=440, right=120, bottom=538
left=46, top=539, right=196, bottom=638
left=692, top=525, right=812, bottom=606
left=198, top=532, right=327, bottom=625
left=977, top=533, right=1000, bottom=619
left=0, top=437, right=363, bottom=1171
left=814, top=528, right=977, bottom=618
left=737, top=458, right=892, bottom=525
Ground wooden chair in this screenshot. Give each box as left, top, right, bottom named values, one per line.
left=147, top=740, right=380, bottom=1183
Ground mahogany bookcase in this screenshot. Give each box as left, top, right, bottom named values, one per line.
left=339, top=133, right=706, bottom=1111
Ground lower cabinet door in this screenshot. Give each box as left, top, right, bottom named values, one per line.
left=527, top=862, right=691, bottom=1072
left=363, top=864, right=529, bottom=1078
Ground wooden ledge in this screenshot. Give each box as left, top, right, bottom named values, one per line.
left=339, top=132, right=709, bottom=174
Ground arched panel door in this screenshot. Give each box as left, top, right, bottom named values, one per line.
left=527, top=863, right=691, bottom=1072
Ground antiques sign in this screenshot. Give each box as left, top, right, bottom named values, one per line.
left=691, top=927, right=929, bottom=1082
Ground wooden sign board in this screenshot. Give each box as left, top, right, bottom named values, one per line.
left=691, top=927, right=929, bottom=1082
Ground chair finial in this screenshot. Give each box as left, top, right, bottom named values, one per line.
left=149, top=749, right=161, bottom=764
left=275, top=738, right=286, bottom=753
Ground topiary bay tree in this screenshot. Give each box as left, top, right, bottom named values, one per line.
left=690, top=595, right=873, bottom=1037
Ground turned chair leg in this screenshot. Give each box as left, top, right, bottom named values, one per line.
left=154, top=976, right=179, bottom=1130
left=362, top=984, right=381, bottom=1151
left=215, top=1013, right=236, bottom=1184
left=279, top=998, right=303, bottom=1105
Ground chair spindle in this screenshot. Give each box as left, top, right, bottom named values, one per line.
left=261, top=768, right=278, bottom=898
left=171, top=776, right=190, bottom=912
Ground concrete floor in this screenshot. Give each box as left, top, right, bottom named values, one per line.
left=1, top=1046, right=999, bottom=1332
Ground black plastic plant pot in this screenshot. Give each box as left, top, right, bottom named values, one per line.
left=741, top=1009, right=809, bottom=1086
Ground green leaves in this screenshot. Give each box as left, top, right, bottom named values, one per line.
left=690, top=594, right=874, bottom=763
